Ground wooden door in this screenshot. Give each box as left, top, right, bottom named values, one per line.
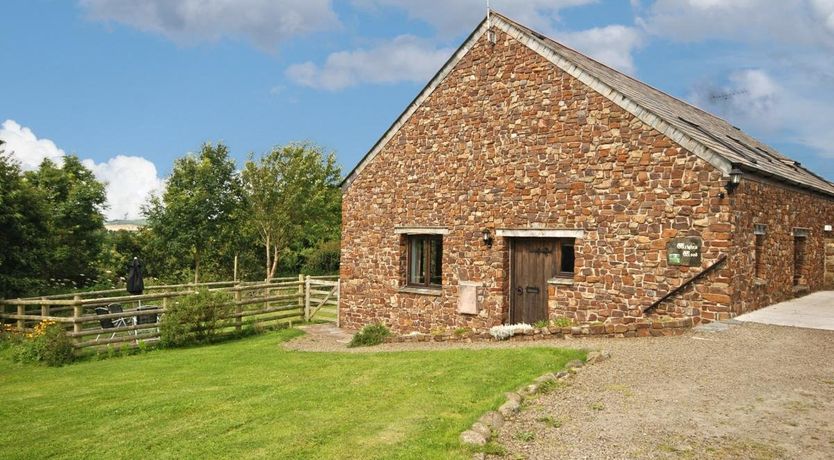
left=510, top=238, right=558, bottom=324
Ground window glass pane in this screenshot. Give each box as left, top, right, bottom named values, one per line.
left=429, top=238, right=443, bottom=286
left=409, top=238, right=426, bottom=285
left=754, top=234, right=764, bottom=278
left=560, top=242, right=575, bottom=274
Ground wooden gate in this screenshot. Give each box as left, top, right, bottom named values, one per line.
left=304, top=278, right=340, bottom=325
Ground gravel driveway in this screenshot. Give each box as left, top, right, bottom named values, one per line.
left=491, top=322, right=834, bottom=460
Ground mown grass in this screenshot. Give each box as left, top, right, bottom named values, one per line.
left=0, top=329, right=583, bottom=459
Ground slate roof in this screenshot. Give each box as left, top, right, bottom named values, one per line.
left=492, top=12, right=834, bottom=197
left=344, top=11, right=834, bottom=197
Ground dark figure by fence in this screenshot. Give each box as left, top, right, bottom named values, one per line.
left=127, top=257, right=144, bottom=295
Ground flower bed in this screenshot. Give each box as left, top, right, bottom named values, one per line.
left=385, top=317, right=694, bottom=343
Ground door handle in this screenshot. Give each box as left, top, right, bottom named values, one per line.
left=526, top=286, right=540, bottom=294
left=516, top=287, right=523, bottom=295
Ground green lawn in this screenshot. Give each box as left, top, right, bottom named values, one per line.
left=0, top=330, right=584, bottom=459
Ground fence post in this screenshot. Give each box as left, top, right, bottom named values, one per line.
left=72, top=295, right=82, bottom=343
left=336, top=280, right=341, bottom=328
left=16, top=304, right=24, bottom=331
left=297, top=274, right=304, bottom=304
left=40, top=296, right=49, bottom=318
left=304, top=276, right=311, bottom=322
left=234, top=285, right=242, bottom=332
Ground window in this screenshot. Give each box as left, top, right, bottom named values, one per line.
left=793, top=228, right=809, bottom=286
left=558, top=240, right=575, bottom=277
left=753, top=224, right=766, bottom=278
left=407, top=235, right=443, bottom=288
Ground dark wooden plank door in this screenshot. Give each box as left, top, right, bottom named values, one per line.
left=511, top=238, right=558, bottom=324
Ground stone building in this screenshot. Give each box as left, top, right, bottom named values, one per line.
left=339, top=12, right=834, bottom=334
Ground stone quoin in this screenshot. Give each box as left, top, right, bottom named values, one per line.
left=338, top=11, right=834, bottom=335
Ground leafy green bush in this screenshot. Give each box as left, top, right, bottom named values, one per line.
left=0, top=323, right=20, bottom=351
left=301, top=240, right=341, bottom=275
left=160, top=289, right=234, bottom=347
left=11, top=321, right=75, bottom=366
left=348, top=324, right=391, bottom=348
left=533, top=320, right=549, bottom=329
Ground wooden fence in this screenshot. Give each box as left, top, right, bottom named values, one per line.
left=0, top=275, right=339, bottom=349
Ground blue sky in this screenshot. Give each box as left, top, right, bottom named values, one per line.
left=2, top=0, right=834, bottom=219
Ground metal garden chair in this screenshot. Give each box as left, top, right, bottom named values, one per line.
left=94, top=304, right=134, bottom=341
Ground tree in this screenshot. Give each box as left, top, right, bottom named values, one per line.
left=97, top=229, right=148, bottom=282
left=25, top=155, right=107, bottom=286
left=0, top=141, right=50, bottom=298
left=144, top=143, right=242, bottom=283
left=241, top=143, right=341, bottom=280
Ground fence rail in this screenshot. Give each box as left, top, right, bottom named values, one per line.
left=0, top=276, right=340, bottom=349
left=304, top=278, right=339, bottom=326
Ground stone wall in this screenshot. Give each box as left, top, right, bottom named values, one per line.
left=729, top=177, right=834, bottom=313
left=340, top=28, right=738, bottom=334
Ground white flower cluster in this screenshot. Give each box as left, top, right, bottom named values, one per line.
left=488, top=323, right=533, bottom=340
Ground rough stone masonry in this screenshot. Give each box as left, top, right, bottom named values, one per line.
left=339, top=21, right=834, bottom=335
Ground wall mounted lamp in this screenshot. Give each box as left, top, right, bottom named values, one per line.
left=482, top=229, right=493, bottom=248
left=724, top=167, right=743, bottom=194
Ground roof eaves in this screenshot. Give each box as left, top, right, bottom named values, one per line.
left=739, top=164, right=834, bottom=199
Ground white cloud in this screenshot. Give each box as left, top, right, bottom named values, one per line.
left=639, top=0, right=834, bottom=49
left=689, top=69, right=834, bottom=157
left=354, top=0, right=596, bottom=37
left=557, top=25, right=644, bottom=73
left=287, top=1, right=643, bottom=90
left=286, top=35, right=454, bottom=90
left=83, top=156, right=164, bottom=220
left=286, top=8, right=643, bottom=89
left=636, top=1, right=834, bottom=160
left=80, top=0, right=340, bottom=50
left=817, top=0, right=834, bottom=32
left=0, top=120, right=65, bottom=170
left=0, top=119, right=163, bottom=220
left=689, top=69, right=780, bottom=130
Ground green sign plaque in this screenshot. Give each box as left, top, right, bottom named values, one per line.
left=666, top=237, right=702, bottom=267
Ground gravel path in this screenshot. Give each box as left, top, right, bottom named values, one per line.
left=286, top=323, right=834, bottom=459
left=492, top=322, right=834, bottom=460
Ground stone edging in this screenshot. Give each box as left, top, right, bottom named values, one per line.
left=387, top=318, right=692, bottom=344
left=460, top=350, right=611, bottom=448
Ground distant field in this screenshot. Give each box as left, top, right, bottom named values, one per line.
left=0, top=329, right=583, bottom=459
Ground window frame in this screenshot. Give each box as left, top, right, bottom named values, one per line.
left=553, top=238, right=576, bottom=279
left=406, top=234, right=443, bottom=289
left=753, top=224, right=767, bottom=279
left=793, top=229, right=809, bottom=286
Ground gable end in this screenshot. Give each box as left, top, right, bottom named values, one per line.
left=342, top=12, right=740, bottom=190
left=341, top=18, right=491, bottom=190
